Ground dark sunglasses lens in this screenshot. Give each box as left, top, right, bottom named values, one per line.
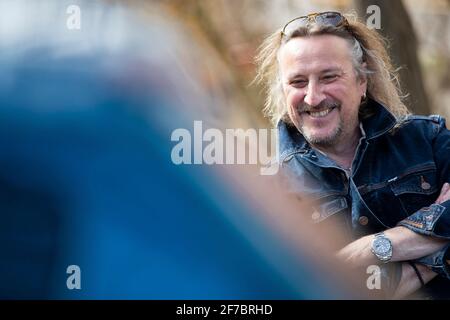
left=315, top=12, right=343, bottom=26
left=283, top=17, right=309, bottom=35
left=283, top=12, right=345, bottom=38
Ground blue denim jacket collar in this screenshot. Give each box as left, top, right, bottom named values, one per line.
left=277, top=98, right=398, bottom=163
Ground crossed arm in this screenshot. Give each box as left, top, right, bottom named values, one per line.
left=337, top=183, right=450, bottom=298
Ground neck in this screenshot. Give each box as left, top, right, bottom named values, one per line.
left=312, top=125, right=362, bottom=170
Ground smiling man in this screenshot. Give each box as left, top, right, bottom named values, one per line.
left=256, top=12, right=450, bottom=299
left=280, top=34, right=366, bottom=170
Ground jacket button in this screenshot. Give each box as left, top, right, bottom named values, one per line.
left=421, top=176, right=431, bottom=190
left=311, top=210, right=321, bottom=220
left=421, top=182, right=431, bottom=190
left=358, top=216, right=369, bottom=226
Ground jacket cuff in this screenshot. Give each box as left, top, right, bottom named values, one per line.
left=413, top=243, right=450, bottom=280
left=397, top=200, right=450, bottom=239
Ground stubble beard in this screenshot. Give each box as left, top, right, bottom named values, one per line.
left=301, top=118, right=343, bottom=148
left=294, top=98, right=344, bottom=148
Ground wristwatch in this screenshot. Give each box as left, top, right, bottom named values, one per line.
left=371, top=232, right=393, bottom=263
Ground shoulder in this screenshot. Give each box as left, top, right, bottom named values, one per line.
left=394, top=114, right=447, bottom=136
left=402, top=114, right=446, bottom=127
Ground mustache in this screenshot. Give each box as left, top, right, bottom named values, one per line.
left=297, top=99, right=341, bottom=113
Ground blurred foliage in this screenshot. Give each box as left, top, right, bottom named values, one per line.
left=140, top=0, right=450, bottom=127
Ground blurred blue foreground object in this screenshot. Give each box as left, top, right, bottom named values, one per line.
left=0, top=0, right=354, bottom=299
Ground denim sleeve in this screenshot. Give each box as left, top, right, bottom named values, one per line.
left=397, top=201, right=450, bottom=238
left=397, top=116, right=450, bottom=239
left=413, top=243, right=450, bottom=280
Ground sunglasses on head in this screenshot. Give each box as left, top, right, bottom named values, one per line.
left=281, top=11, right=349, bottom=38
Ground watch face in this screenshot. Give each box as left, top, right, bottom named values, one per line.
left=374, top=238, right=391, bottom=255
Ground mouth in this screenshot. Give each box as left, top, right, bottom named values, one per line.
left=303, top=106, right=337, bottom=118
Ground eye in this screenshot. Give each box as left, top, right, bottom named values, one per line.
left=321, top=74, right=338, bottom=83
left=290, top=79, right=308, bottom=88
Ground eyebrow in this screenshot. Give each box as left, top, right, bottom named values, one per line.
left=320, top=67, right=343, bottom=74
left=286, top=67, right=343, bottom=81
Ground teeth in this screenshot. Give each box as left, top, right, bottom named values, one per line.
left=309, top=108, right=332, bottom=118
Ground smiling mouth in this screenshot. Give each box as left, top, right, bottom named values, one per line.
left=305, top=106, right=336, bottom=118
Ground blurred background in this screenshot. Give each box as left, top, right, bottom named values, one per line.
left=147, top=0, right=450, bottom=127
left=0, top=0, right=448, bottom=299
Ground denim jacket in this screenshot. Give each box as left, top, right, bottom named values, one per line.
left=277, top=98, right=450, bottom=290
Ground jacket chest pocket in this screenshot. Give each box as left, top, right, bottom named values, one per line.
left=389, top=167, right=439, bottom=216
left=311, top=196, right=349, bottom=223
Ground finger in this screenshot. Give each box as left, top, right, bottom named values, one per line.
left=435, top=183, right=445, bottom=204
left=435, top=182, right=450, bottom=204
left=441, top=183, right=450, bottom=203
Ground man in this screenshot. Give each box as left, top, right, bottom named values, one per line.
left=256, top=11, right=450, bottom=298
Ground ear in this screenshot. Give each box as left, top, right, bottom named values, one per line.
left=359, top=62, right=368, bottom=85
left=358, top=62, right=368, bottom=98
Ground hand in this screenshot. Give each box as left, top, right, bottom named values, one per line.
left=435, top=182, right=450, bottom=204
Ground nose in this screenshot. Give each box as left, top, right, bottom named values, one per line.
left=304, top=81, right=326, bottom=107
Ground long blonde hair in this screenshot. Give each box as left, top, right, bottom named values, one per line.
left=255, top=13, right=410, bottom=125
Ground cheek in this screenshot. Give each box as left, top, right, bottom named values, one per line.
left=323, top=83, right=347, bottom=100
left=339, top=93, right=362, bottom=122
left=286, top=92, right=304, bottom=121
left=284, top=89, right=303, bottom=124
left=285, top=87, right=304, bottom=109
left=325, top=82, right=362, bottom=110
left=345, top=86, right=364, bottom=110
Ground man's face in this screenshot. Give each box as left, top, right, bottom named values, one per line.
left=278, top=35, right=367, bottom=147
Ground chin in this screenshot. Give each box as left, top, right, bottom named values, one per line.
left=303, top=127, right=342, bottom=147
left=307, top=136, right=337, bottom=147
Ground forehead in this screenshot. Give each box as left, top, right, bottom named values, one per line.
left=278, top=35, right=353, bottom=76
